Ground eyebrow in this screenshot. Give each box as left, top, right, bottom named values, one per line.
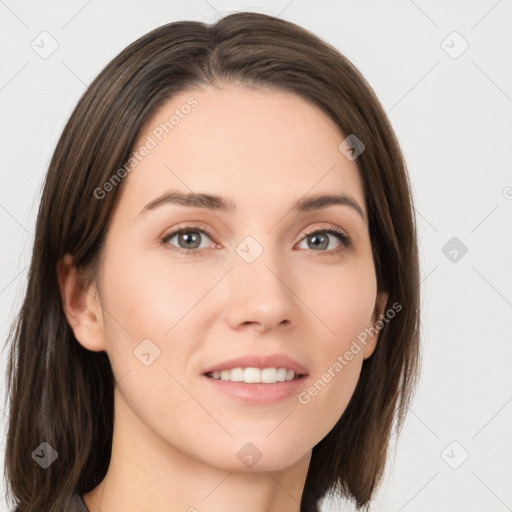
left=139, top=190, right=366, bottom=221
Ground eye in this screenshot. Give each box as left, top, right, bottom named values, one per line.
left=160, top=225, right=215, bottom=256
left=296, top=226, right=352, bottom=255
left=160, top=224, right=352, bottom=257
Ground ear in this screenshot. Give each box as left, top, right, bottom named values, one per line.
left=362, top=290, right=389, bottom=360
left=56, top=253, right=106, bottom=352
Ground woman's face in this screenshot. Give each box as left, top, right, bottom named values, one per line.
left=84, top=84, right=387, bottom=471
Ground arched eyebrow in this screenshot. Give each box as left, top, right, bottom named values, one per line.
left=139, top=190, right=366, bottom=222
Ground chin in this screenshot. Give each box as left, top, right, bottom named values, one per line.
left=202, top=438, right=310, bottom=473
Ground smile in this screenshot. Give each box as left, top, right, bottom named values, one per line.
left=205, top=367, right=305, bottom=383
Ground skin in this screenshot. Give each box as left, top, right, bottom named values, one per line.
left=58, top=83, right=388, bottom=512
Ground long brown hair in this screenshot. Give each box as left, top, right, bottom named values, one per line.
left=3, top=11, right=420, bottom=512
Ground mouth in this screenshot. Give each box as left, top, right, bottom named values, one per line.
left=204, top=367, right=307, bottom=383
left=201, top=367, right=309, bottom=404
left=201, top=353, right=309, bottom=403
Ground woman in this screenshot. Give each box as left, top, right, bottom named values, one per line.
left=4, top=11, right=420, bottom=512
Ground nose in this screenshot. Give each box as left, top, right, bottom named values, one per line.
left=224, top=247, right=298, bottom=333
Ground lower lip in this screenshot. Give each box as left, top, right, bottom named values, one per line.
left=202, top=374, right=309, bottom=404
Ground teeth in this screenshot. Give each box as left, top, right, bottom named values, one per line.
left=208, top=367, right=299, bottom=383
left=277, top=368, right=287, bottom=382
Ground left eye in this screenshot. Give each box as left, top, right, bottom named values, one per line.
left=296, top=228, right=349, bottom=252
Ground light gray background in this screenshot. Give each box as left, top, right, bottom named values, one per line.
left=1, top=1, right=511, bottom=511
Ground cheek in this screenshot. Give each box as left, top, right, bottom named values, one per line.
left=98, top=247, right=221, bottom=396
left=97, top=256, right=211, bottom=437
left=300, top=254, right=377, bottom=347
left=297, top=351, right=363, bottom=446
left=101, top=249, right=212, bottom=341
left=294, top=259, right=377, bottom=434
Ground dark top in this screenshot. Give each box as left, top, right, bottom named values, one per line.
left=72, top=493, right=313, bottom=511
left=16, top=491, right=316, bottom=511
left=13, top=493, right=88, bottom=512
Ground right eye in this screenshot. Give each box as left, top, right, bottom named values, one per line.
left=160, top=225, right=217, bottom=256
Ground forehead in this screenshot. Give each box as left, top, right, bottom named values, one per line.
left=118, top=84, right=366, bottom=218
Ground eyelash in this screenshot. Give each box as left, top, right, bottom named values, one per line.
left=160, top=224, right=352, bottom=257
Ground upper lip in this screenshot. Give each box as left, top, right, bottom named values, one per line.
left=203, top=353, right=309, bottom=375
